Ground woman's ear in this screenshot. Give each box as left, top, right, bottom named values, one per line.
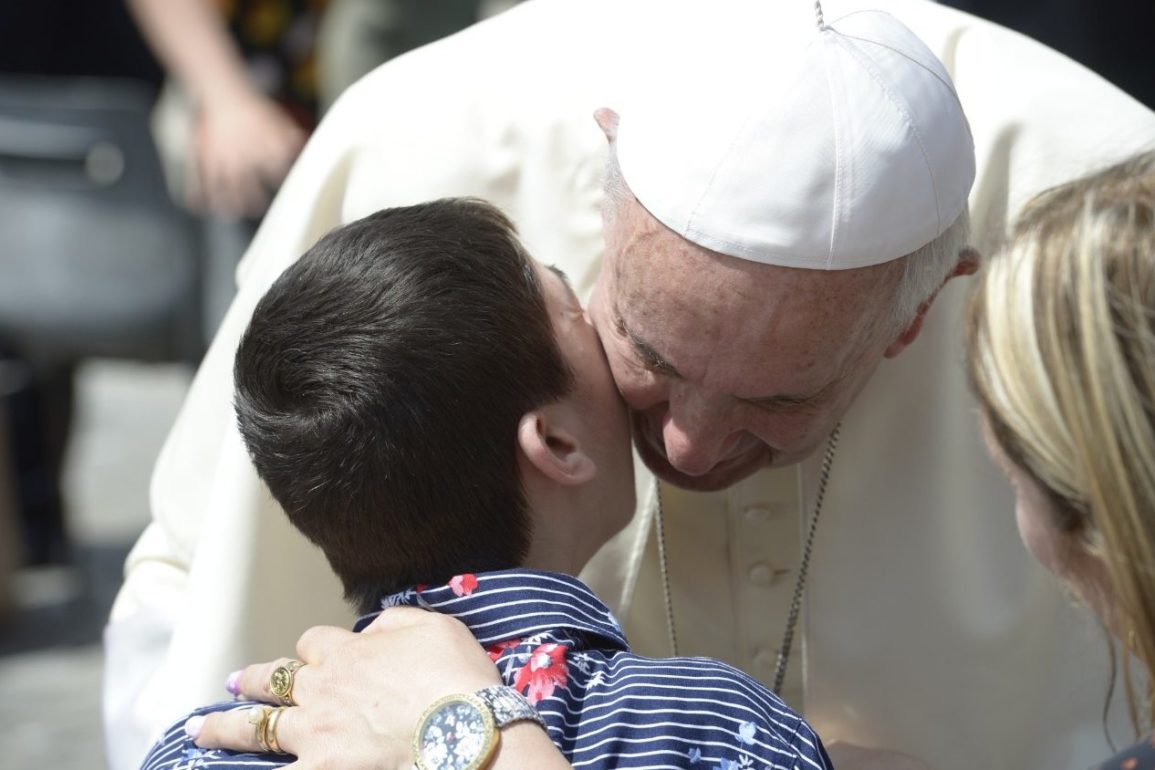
left=517, top=410, right=596, bottom=485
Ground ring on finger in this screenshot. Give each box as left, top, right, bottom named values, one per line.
left=265, top=706, right=289, bottom=754
left=248, top=706, right=273, bottom=752
left=269, top=660, right=306, bottom=706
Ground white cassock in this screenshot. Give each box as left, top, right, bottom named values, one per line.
left=103, top=1, right=1155, bottom=768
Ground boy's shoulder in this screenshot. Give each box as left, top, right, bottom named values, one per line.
left=599, top=650, right=811, bottom=727
left=554, top=649, right=830, bottom=768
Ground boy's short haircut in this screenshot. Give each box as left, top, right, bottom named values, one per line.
left=234, top=198, right=574, bottom=613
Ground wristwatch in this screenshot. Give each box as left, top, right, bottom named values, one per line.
left=412, top=685, right=546, bottom=770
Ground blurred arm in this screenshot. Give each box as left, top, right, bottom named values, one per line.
left=125, top=0, right=305, bottom=216
left=101, top=71, right=376, bottom=770
left=125, top=0, right=250, bottom=109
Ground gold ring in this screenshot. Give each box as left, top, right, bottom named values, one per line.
left=265, top=706, right=288, bottom=754
left=248, top=706, right=273, bottom=752
left=269, top=660, right=305, bottom=706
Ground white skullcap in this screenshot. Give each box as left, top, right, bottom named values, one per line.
left=615, top=5, right=975, bottom=270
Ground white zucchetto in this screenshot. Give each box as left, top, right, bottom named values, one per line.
left=615, top=5, right=975, bottom=270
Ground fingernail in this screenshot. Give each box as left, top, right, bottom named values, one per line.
left=184, top=715, right=206, bottom=740
left=226, top=670, right=242, bottom=696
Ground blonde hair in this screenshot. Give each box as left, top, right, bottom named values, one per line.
left=967, top=151, right=1155, bottom=732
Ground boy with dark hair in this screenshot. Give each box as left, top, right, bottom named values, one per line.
left=141, top=199, right=831, bottom=770
left=233, top=198, right=609, bottom=613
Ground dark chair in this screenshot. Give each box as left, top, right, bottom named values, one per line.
left=0, top=75, right=202, bottom=565
left=0, top=75, right=201, bottom=364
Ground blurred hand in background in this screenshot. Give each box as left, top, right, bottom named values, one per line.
left=189, top=81, right=305, bottom=218
left=126, top=0, right=308, bottom=219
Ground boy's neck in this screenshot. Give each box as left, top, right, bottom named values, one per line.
left=520, top=484, right=598, bottom=577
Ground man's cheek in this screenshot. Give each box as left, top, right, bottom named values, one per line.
left=603, top=352, right=638, bottom=397
left=615, top=371, right=662, bottom=411
left=748, top=411, right=822, bottom=455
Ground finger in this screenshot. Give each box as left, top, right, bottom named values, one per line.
left=218, top=164, right=262, bottom=219
left=192, top=705, right=302, bottom=757
left=296, top=624, right=357, bottom=663
left=232, top=656, right=301, bottom=703
left=263, top=702, right=301, bottom=756
left=193, top=705, right=275, bottom=753
left=184, top=168, right=206, bottom=213
left=232, top=171, right=269, bottom=218
left=194, top=138, right=234, bottom=215
left=191, top=131, right=213, bottom=213
left=203, top=163, right=237, bottom=217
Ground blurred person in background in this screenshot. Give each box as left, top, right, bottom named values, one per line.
left=0, top=0, right=504, bottom=584
left=126, top=0, right=312, bottom=221
left=0, top=0, right=506, bottom=577
left=0, top=0, right=165, bottom=572
left=127, top=0, right=517, bottom=341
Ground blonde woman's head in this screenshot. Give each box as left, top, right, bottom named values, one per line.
left=967, top=151, right=1155, bottom=730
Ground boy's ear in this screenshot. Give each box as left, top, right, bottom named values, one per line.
left=517, top=410, right=596, bottom=485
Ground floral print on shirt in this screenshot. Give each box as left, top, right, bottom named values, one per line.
left=1098, top=735, right=1155, bottom=770
left=141, top=570, right=832, bottom=770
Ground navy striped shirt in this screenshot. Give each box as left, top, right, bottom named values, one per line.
left=141, top=569, right=832, bottom=770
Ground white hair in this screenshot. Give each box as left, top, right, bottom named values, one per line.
left=886, top=207, right=971, bottom=335
left=601, top=147, right=628, bottom=221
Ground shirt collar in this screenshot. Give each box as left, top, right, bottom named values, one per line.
left=353, top=568, right=629, bottom=651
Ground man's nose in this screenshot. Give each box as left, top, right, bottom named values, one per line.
left=660, top=387, right=743, bottom=476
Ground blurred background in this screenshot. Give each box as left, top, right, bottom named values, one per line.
left=0, top=1, right=1148, bottom=768
left=0, top=1, right=517, bottom=767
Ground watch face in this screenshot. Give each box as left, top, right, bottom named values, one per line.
left=415, top=695, right=498, bottom=770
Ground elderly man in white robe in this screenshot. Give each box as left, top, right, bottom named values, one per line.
left=104, top=1, right=1155, bottom=769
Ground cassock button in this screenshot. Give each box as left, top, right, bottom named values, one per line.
left=744, top=506, right=773, bottom=524
left=753, top=647, right=776, bottom=671
left=748, top=562, right=777, bottom=586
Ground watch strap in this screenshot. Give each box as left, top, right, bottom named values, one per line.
left=473, top=685, right=546, bottom=731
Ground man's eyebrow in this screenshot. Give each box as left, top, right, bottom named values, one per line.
left=744, top=393, right=817, bottom=409
left=613, top=302, right=838, bottom=405
left=614, top=309, right=682, bottom=378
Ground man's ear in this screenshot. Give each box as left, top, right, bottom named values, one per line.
left=885, top=247, right=981, bottom=358
left=517, top=410, right=596, bottom=485
left=594, top=108, right=619, bottom=143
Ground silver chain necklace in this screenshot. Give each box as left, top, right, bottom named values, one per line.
left=653, top=424, right=841, bottom=696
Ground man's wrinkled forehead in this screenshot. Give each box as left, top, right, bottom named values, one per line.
left=609, top=207, right=895, bottom=317
left=607, top=220, right=899, bottom=387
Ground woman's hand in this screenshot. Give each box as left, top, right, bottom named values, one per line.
left=189, top=607, right=570, bottom=770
